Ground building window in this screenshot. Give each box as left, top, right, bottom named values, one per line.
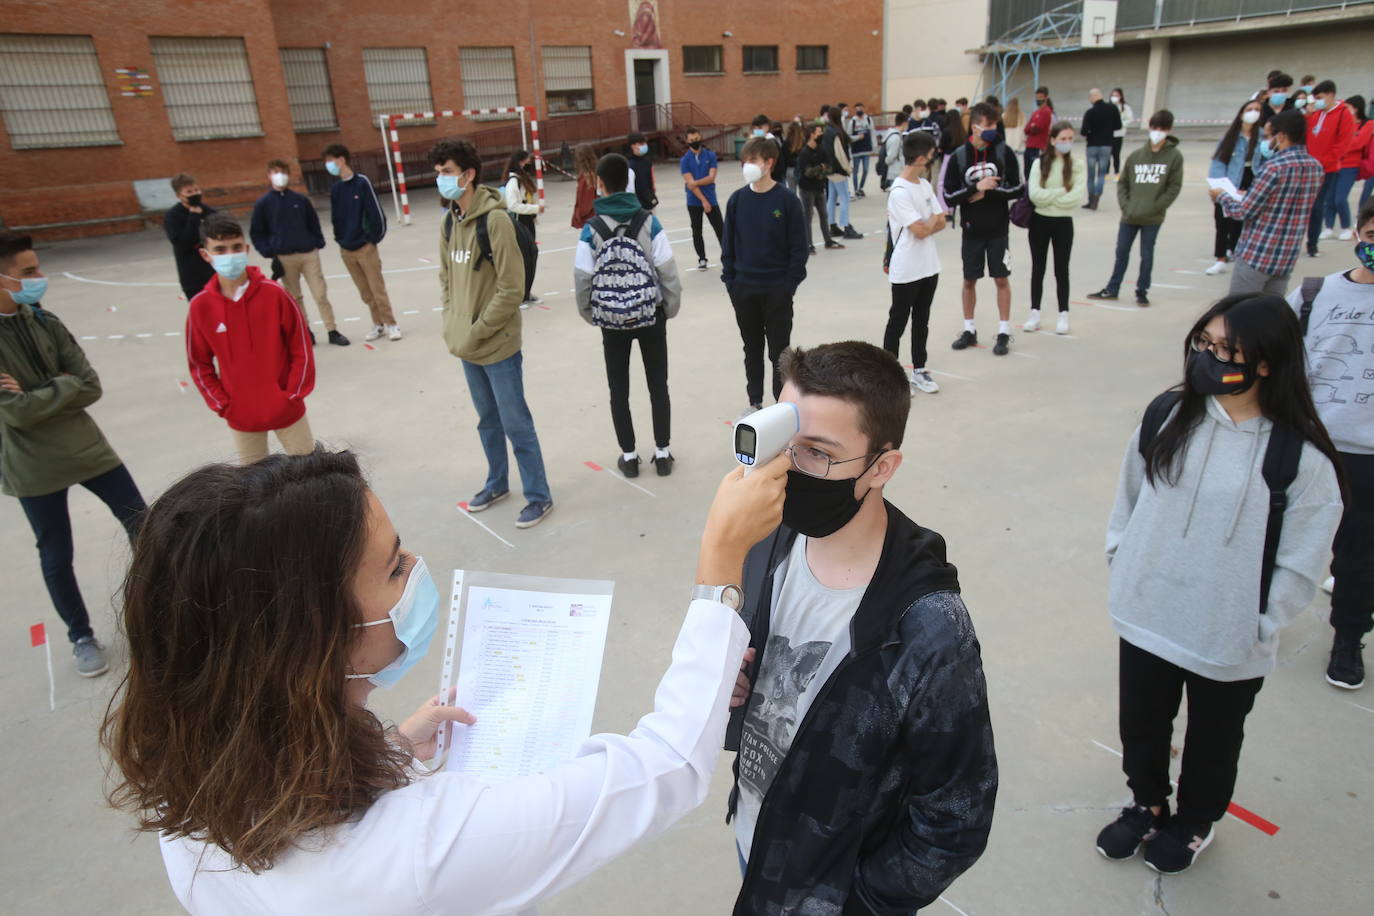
left=0, top=33, right=120, bottom=149
left=796, top=45, right=829, bottom=73
left=742, top=45, right=778, bottom=74
left=682, top=45, right=723, bottom=75
left=150, top=36, right=263, bottom=141
left=362, top=47, right=434, bottom=125
left=542, top=46, right=594, bottom=115
left=459, top=47, right=518, bottom=120
left=279, top=47, right=337, bottom=132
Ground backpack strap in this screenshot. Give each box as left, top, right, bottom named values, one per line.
left=1138, top=390, right=1183, bottom=459
left=473, top=213, right=493, bottom=271
left=587, top=215, right=614, bottom=246
left=625, top=209, right=651, bottom=240
left=1298, top=276, right=1324, bottom=336
left=1258, top=422, right=1304, bottom=615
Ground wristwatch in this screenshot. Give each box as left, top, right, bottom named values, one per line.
left=692, top=583, right=744, bottom=612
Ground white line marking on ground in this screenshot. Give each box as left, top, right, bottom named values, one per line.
left=343, top=316, right=361, bottom=322
left=1010, top=349, right=1039, bottom=359
left=108, top=334, right=125, bottom=339
left=454, top=504, right=516, bottom=549
left=1151, top=283, right=1195, bottom=290
left=402, top=309, right=419, bottom=315
left=135, top=333, right=153, bottom=338
left=938, top=895, right=972, bottom=916
left=163, top=331, right=180, bottom=336
left=928, top=369, right=974, bottom=381
left=542, top=291, right=559, bottom=297
left=61, top=271, right=179, bottom=287
left=611, top=472, right=656, bottom=498
left=1347, top=700, right=1374, bottom=715
left=1091, top=739, right=1123, bottom=758
left=80, top=336, right=97, bottom=340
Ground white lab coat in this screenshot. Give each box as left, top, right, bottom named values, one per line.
left=159, top=599, right=749, bottom=915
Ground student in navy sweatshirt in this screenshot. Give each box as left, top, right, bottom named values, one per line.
left=322, top=144, right=400, bottom=342
left=721, top=136, right=808, bottom=413
left=250, top=159, right=348, bottom=347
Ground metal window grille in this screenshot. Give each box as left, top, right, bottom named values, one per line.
left=459, top=47, right=518, bottom=120
left=542, top=46, right=594, bottom=115
left=280, top=47, right=337, bottom=132
left=363, top=47, right=434, bottom=125
left=682, top=45, right=723, bottom=75
left=796, top=45, right=828, bottom=72
left=742, top=46, right=779, bottom=73
left=0, top=33, right=120, bottom=149
left=150, top=37, right=263, bottom=141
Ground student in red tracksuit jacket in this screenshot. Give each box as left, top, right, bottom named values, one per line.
left=186, top=213, right=316, bottom=465
left=1304, top=79, right=1355, bottom=255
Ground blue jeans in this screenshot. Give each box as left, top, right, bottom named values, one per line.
left=826, top=179, right=851, bottom=228
left=1361, top=176, right=1374, bottom=211
left=18, top=463, right=146, bottom=643
left=1106, top=222, right=1161, bottom=296
left=851, top=153, right=870, bottom=192
left=737, top=843, right=747, bottom=877
left=1325, top=166, right=1358, bottom=229
left=461, top=352, right=551, bottom=504
left=1308, top=171, right=1338, bottom=252
left=1086, top=145, right=1112, bottom=199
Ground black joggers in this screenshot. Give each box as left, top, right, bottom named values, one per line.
left=1028, top=213, right=1073, bottom=312
left=728, top=285, right=795, bottom=407
left=884, top=275, right=939, bottom=369
left=688, top=205, right=724, bottom=262
left=1331, top=451, right=1374, bottom=638
left=1212, top=203, right=1243, bottom=261
left=601, top=318, right=670, bottom=454
left=1118, top=639, right=1264, bottom=825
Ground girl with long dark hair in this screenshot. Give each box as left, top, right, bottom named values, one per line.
left=571, top=143, right=599, bottom=229
left=1024, top=121, right=1084, bottom=335
left=504, top=150, right=542, bottom=304
left=1206, top=99, right=1264, bottom=276
left=1097, top=294, right=1342, bottom=875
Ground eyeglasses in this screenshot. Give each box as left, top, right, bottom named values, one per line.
left=785, top=444, right=886, bottom=479
left=1190, top=333, right=1236, bottom=364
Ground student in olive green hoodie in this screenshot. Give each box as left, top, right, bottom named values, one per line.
left=1088, top=110, right=1184, bottom=307
left=0, top=232, right=146, bottom=678
left=430, top=139, right=553, bottom=529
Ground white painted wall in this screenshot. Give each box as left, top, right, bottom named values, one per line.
left=884, top=0, right=988, bottom=110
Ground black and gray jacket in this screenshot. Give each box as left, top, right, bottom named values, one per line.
left=725, top=503, right=998, bottom=915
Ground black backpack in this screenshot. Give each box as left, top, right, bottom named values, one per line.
left=1138, top=391, right=1303, bottom=615
left=443, top=207, right=538, bottom=286
left=1297, top=276, right=1324, bottom=335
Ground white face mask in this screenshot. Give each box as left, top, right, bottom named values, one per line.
left=916, top=109, right=929, bottom=119
left=1149, top=129, right=1167, bottom=145
left=270, top=172, right=289, bottom=189
left=1110, top=95, right=1121, bottom=103
left=1054, top=141, right=1074, bottom=155
left=1241, top=110, right=1261, bottom=125
left=742, top=161, right=765, bottom=185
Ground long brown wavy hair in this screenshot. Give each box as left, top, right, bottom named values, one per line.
left=101, top=448, right=412, bottom=873
left=1039, top=120, right=1077, bottom=191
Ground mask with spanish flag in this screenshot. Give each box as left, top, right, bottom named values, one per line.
left=1187, top=350, right=1255, bottom=396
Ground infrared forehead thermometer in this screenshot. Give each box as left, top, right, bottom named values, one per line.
left=734, top=402, right=799, bottom=475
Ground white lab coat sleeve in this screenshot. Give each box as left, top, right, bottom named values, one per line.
left=416, top=599, right=750, bottom=914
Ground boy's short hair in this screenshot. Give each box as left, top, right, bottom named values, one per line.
left=627, top=131, right=645, bottom=145
left=1270, top=110, right=1306, bottom=145
left=0, top=231, right=35, bottom=271
left=1148, top=109, right=1174, bottom=130
left=170, top=172, right=197, bottom=193
left=955, top=97, right=968, bottom=106
left=780, top=342, right=910, bottom=451
left=684, top=125, right=701, bottom=137
left=199, top=212, right=245, bottom=245
left=894, top=111, right=910, bottom=126
left=427, top=138, right=481, bottom=174
left=267, top=158, right=290, bottom=173
left=912, top=98, right=926, bottom=110
left=968, top=102, right=999, bottom=128
left=750, top=113, right=770, bottom=128
left=596, top=153, right=629, bottom=193
left=902, top=131, right=936, bottom=165
left=1313, top=79, right=1336, bottom=96
left=741, top=136, right=779, bottom=164
left=1268, top=72, right=1293, bottom=90
left=1300, top=74, right=1316, bottom=84
left=321, top=143, right=350, bottom=161
left=1036, top=85, right=1049, bottom=95
left=1358, top=197, right=1374, bottom=231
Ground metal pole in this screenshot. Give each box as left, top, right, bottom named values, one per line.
left=529, top=107, right=545, bottom=205
left=388, top=115, right=412, bottom=226
left=380, top=115, right=402, bottom=224
left=520, top=107, right=528, bottom=151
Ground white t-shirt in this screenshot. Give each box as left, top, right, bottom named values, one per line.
left=887, top=176, right=941, bottom=284
left=734, top=535, right=862, bottom=860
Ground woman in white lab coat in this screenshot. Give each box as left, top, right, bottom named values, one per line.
left=102, top=447, right=786, bottom=915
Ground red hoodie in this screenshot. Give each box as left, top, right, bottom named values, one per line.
left=186, top=266, right=314, bottom=433
left=1342, top=118, right=1373, bottom=171
left=1024, top=103, right=1054, bottom=151
left=1306, top=101, right=1355, bottom=173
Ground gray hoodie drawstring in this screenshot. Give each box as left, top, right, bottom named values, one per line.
left=1181, top=421, right=1216, bottom=538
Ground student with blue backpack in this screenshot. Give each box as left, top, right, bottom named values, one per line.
left=574, top=154, right=682, bottom=478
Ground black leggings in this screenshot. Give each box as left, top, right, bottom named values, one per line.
left=517, top=214, right=537, bottom=299
left=1110, top=137, right=1124, bottom=174
left=601, top=318, right=670, bottom=452
left=883, top=274, right=939, bottom=369
left=1028, top=212, right=1073, bottom=312
left=688, top=204, right=724, bottom=261
left=1211, top=202, right=1243, bottom=260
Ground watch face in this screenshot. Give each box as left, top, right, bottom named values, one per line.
left=721, top=585, right=744, bottom=611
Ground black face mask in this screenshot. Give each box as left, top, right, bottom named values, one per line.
left=688, top=140, right=702, bottom=150
left=186, top=193, right=203, bottom=208
left=781, top=457, right=881, bottom=538
left=1188, top=350, right=1255, bottom=396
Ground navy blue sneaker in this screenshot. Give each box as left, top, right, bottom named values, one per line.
left=516, top=501, right=554, bottom=529
left=466, top=488, right=509, bottom=512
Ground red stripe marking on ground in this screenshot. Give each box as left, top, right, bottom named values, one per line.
left=1227, top=802, right=1279, bottom=836
left=457, top=501, right=470, bottom=511
left=584, top=461, right=603, bottom=472
left=30, top=623, right=46, bottom=647
left=538, top=305, right=552, bottom=311
left=364, top=343, right=376, bottom=350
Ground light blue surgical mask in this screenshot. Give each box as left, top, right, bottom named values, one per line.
left=634, top=144, right=648, bottom=156
left=1053, top=141, right=1073, bottom=155
left=325, top=160, right=341, bottom=177
left=752, top=129, right=766, bottom=138
left=436, top=174, right=465, bottom=200
left=1268, top=92, right=1288, bottom=107
left=346, top=556, right=440, bottom=689
left=1258, top=139, right=1273, bottom=158
left=1, top=274, right=48, bottom=305
left=1313, top=98, right=1328, bottom=111
left=210, top=252, right=248, bottom=279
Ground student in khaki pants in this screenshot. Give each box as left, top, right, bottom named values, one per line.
left=323, top=143, right=401, bottom=342
left=249, top=159, right=349, bottom=347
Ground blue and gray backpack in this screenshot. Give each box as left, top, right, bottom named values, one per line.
left=587, top=211, right=660, bottom=330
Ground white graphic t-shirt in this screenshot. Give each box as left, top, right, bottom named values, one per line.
left=734, top=535, right=863, bottom=860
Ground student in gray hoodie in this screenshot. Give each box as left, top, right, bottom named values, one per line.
left=1098, top=294, right=1342, bottom=876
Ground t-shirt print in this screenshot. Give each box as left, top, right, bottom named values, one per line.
left=738, top=635, right=831, bottom=796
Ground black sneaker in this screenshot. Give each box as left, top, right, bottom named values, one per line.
left=825, top=241, right=845, bottom=250
left=1096, top=802, right=1169, bottom=860
left=328, top=330, right=351, bottom=346
left=1136, top=292, right=1151, bottom=307
left=698, top=258, right=709, bottom=271
left=808, top=245, right=817, bottom=254
left=652, top=453, right=674, bottom=476
left=308, top=329, right=318, bottom=346
left=856, top=189, right=866, bottom=199
left=993, top=333, right=1010, bottom=355
left=842, top=226, right=863, bottom=240
left=1326, top=634, right=1367, bottom=689
left=830, top=224, right=843, bottom=237
left=1143, top=820, right=1214, bottom=875
left=617, top=455, right=641, bottom=478
left=951, top=330, right=978, bottom=350
left=1086, top=288, right=1118, bottom=300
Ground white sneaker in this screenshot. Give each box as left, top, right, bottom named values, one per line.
left=364, top=324, right=384, bottom=341
left=1056, top=312, right=1070, bottom=335
left=386, top=324, right=402, bottom=341
left=1322, top=575, right=1335, bottom=595
left=1318, top=228, right=1335, bottom=240
left=1204, top=260, right=1228, bottom=276
left=1023, top=310, right=1042, bottom=332
left=1338, top=229, right=1354, bottom=241
left=910, top=369, right=940, bottom=394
